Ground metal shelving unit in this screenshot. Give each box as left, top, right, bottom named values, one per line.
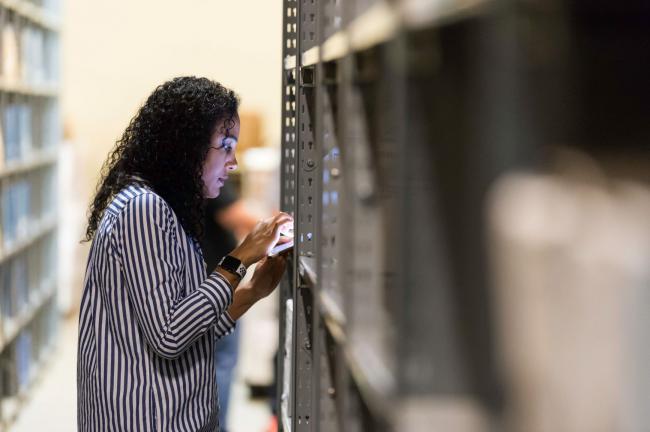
left=0, top=151, right=56, bottom=178
left=280, top=0, right=650, bottom=431
left=0, top=0, right=61, bottom=430
left=0, top=0, right=60, bottom=31
left=0, top=278, right=56, bottom=352
left=280, top=0, right=498, bottom=430
left=0, top=215, right=56, bottom=263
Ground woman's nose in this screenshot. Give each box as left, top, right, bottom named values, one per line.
left=227, top=156, right=238, bottom=171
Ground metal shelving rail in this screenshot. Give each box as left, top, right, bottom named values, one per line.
left=0, top=0, right=61, bottom=430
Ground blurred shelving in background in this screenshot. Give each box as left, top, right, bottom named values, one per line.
left=0, top=0, right=61, bottom=431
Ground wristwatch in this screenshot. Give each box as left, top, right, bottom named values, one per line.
left=217, top=255, right=247, bottom=279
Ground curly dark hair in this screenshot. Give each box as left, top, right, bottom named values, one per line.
left=84, top=76, right=240, bottom=242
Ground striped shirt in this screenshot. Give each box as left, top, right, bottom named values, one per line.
left=77, top=183, right=236, bottom=431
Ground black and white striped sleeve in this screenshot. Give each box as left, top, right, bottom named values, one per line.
left=115, top=192, right=234, bottom=359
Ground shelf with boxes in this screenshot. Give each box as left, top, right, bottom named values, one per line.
left=305, top=0, right=400, bottom=67
left=0, top=0, right=60, bottom=430
left=0, top=0, right=60, bottom=32
left=0, top=294, right=57, bottom=426
left=287, top=0, right=490, bottom=69
left=0, top=82, right=57, bottom=97
left=0, top=274, right=57, bottom=352
left=0, top=149, right=56, bottom=178
left=288, top=0, right=398, bottom=69
left=0, top=214, right=56, bottom=264
left=0, top=96, right=59, bottom=165
left=399, top=0, right=489, bottom=30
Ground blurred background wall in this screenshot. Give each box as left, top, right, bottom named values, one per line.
left=62, top=0, right=282, bottom=199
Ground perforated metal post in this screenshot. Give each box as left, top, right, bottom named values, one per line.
left=279, top=1, right=298, bottom=430
left=293, top=0, right=322, bottom=429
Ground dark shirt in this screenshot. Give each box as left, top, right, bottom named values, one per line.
left=201, top=183, right=238, bottom=270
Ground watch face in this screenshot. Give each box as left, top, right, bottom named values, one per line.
left=222, top=255, right=242, bottom=267
left=220, top=255, right=246, bottom=278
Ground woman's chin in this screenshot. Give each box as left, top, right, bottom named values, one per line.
left=203, top=185, right=222, bottom=199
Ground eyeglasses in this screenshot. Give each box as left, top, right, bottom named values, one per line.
left=211, top=136, right=238, bottom=153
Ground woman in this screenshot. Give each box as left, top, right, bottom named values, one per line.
left=78, top=76, right=292, bottom=431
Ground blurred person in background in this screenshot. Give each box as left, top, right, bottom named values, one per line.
left=78, top=76, right=292, bottom=432
left=201, top=182, right=259, bottom=432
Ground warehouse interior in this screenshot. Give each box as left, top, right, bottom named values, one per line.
left=0, top=0, right=649, bottom=431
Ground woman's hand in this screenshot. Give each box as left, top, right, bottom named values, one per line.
left=227, top=254, right=289, bottom=320
left=248, top=255, right=288, bottom=301
left=229, top=212, right=293, bottom=267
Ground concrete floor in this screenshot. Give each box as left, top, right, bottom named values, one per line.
left=10, top=315, right=273, bottom=432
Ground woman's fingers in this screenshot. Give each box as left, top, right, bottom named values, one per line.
left=276, top=236, right=293, bottom=245
left=269, top=213, right=293, bottom=240
left=272, top=212, right=292, bottom=223
left=235, top=213, right=293, bottom=266
left=271, top=213, right=293, bottom=230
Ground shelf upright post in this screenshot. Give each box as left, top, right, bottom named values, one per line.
left=279, top=0, right=299, bottom=431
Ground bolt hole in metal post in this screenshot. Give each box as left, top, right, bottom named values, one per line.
left=301, top=67, right=315, bottom=85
